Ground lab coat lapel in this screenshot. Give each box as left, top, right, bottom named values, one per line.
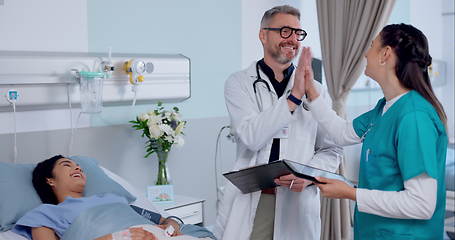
left=246, top=62, right=278, bottom=97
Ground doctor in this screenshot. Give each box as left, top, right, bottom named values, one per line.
left=213, top=5, right=342, bottom=240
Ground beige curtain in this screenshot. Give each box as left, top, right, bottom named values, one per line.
left=317, top=0, right=395, bottom=116
left=316, top=1, right=396, bottom=239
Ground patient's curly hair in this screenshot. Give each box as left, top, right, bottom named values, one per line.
left=32, top=155, right=65, bottom=205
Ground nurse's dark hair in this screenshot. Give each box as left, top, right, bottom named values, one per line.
left=261, top=5, right=300, bottom=28
left=380, top=23, right=447, bottom=126
left=32, top=155, right=65, bottom=205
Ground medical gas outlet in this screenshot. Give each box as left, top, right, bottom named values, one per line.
left=124, top=59, right=154, bottom=84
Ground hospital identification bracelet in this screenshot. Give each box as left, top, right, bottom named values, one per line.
left=287, top=93, right=302, bottom=106
left=165, top=215, right=184, bottom=226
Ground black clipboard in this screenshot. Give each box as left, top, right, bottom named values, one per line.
left=223, top=159, right=352, bottom=194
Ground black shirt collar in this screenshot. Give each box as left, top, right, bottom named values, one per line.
left=257, top=59, right=294, bottom=97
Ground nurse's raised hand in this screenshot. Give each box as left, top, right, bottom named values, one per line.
left=301, top=47, right=319, bottom=101
left=292, top=49, right=307, bottom=100
left=315, top=177, right=356, bottom=201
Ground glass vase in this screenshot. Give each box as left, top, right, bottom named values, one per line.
left=156, top=151, right=171, bottom=185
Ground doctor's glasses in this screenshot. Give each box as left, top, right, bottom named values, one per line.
left=262, top=26, right=307, bottom=41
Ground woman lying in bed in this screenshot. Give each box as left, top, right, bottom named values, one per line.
left=11, top=155, right=214, bottom=240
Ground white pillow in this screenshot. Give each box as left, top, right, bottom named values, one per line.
left=101, top=167, right=167, bottom=216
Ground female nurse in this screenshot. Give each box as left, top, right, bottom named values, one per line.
left=299, top=24, right=448, bottom=239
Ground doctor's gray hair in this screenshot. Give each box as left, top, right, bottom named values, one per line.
left=261, top=5, right=300, bottom=28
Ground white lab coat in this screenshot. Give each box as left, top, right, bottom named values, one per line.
left=214, top=62, right=342, bottom=240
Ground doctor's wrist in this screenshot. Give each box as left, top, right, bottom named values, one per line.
left=287, top=94, right=303, bottom=106
left=290, top=89, right=303, bottom=100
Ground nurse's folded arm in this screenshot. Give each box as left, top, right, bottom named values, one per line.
left=356, top=173, right=437, bottom=220
left=315, top=174, right=437, bottom=220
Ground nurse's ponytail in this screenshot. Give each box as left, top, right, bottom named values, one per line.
left=380, top=24, right=447, bottom=127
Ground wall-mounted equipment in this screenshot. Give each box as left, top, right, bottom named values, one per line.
left=124, top=59, right=155, bottom=106
left=0, top=51, right=191, bottom=111
left=77, top=71, right=105, bottom=113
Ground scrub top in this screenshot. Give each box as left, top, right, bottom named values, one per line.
left=352, top=90, right=447, bottom=240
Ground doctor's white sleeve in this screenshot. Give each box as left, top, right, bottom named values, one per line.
left=307, top=93, right=361, bottom=146
left=356, top=174, right=437, bottom=219
left=224, top=72, right=294, bottom=151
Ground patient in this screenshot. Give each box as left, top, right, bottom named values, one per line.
left=11, top=155, right=214, bottom=240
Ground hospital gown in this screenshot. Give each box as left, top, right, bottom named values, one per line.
left=13, top=193, right=131, bottom=239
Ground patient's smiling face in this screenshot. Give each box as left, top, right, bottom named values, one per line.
left=47, top=158, right=86, bottom=195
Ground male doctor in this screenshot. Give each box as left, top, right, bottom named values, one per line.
left=213, top=5, right=342, bottom=240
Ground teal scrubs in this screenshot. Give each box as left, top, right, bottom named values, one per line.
left=352, top=90, right=447, bottom=240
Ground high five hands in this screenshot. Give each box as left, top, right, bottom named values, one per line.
left=293, top=47, right=319, bottom=101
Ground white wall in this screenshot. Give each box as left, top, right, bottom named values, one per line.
left=0, top=0, right=90, bottom=134
left=0, top=0, right=88, bottom=52
left=400, top=0, right=454, bottom=140
left=442, top=0, right=455, bottom=142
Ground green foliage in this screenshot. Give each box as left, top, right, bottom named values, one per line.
left=130, top=102, right=186, bottom=158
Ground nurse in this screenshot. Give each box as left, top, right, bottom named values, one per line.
left=299, top=24, right=448, bottom=239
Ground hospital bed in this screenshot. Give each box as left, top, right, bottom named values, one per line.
left=0, top=162, right=164, bottom=240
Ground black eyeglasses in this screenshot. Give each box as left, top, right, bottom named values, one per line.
left=262, top=26, right=307, bottom=41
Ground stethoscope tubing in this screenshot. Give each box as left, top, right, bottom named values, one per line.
left=252, top=61, right=309, bottom=111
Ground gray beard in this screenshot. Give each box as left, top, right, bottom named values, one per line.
left=269, top=48, right=294, bottom=65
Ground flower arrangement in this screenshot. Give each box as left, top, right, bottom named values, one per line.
left=130, top=102, right=186, bottom=157
left=130, top=102, right=186, bottom=185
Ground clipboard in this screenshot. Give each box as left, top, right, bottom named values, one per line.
left=223, top=159, right=352, bottom=194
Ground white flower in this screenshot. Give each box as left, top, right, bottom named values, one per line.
left=138, top=113, right=149, bottom=121
left=175, top=135, right=185, bottom=146
left=159, top=124, right=174, bottom=136
left=175, top=122, right=185, bottom=135
left=148, top=123, right=163, bottom=138
left=133, top=105, right=185, bottom=154
left=147, top=115, right=161, bottom=126
left=171, top=112, right=181, bottom=121
left=164, top=135, right=174, bottom=143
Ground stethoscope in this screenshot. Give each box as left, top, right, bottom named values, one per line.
left=253, top=61, right=274, bottom=112
left=253, top=61, right=308, bottom=111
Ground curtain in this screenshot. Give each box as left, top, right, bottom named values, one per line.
left=316, top=1, right=396, bottom=239
left=317, top=0, right=395, bottom=116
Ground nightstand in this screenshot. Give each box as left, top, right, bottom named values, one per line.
left=155, top=195, right=205, bottom=225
